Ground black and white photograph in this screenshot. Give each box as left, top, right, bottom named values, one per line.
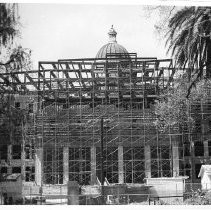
left=0, top=0, right=211, bottom=206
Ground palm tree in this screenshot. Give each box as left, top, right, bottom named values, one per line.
left=166, top=7, right=211, bottom=95
left=165, top=7, right=211, bottom=183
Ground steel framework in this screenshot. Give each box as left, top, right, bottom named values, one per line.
left=0, top=54, right=211, bottom=185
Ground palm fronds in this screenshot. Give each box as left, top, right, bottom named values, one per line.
left=166, top=6, right=211, bottom=96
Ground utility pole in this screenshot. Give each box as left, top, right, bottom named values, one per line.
left=100, top=117, right=105, bottom=204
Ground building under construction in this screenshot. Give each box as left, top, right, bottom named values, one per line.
left=0, top=26, right=211, bottom=198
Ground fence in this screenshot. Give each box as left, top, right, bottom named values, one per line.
left=0, top=182, right=210, bottom=205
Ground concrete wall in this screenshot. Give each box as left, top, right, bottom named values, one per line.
left=145, top=177, right=188, bottom=203
left=42, top=185, right=67, bottom=196
left=0, top=177, right=22, bottom=201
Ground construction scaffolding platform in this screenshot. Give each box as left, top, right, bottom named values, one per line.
left=0, top=55, right=211, bottom=187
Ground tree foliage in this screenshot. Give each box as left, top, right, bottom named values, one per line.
left=153, top=6, right=211, bottom=131
left=146, top=6, right=211, bottom=96
left=0, top=3, right=32, bottom=73
left=0, top=3, right=19, bottom=49
left=0, top=3, right=32, bottom=134
left=184, top=189, right=211, bottom=205
left=144, top=6, right=178, bottom=40
left=0, top=46, right=32, bottom=73
left=166, top=7, right=211, bottom=96
left=154, top=75, right=211, bottom=132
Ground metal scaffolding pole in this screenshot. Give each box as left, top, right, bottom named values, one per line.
left=100, top=117, right=105, bottom=204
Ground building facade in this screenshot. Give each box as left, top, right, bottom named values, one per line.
left=0, top=27, right=211, bottom=189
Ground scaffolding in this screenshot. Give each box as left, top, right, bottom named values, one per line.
left=0, top=54, right=211, bottom=186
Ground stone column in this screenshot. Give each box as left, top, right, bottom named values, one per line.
left=90, top=145, right=96, bottom=185
left=67, top=181, right=79, bottom=205
left=63, top=147, right=69, bottom=185
left=172, top=136, right=180, bottom=177
left=204, top=140, right=209, bottom=158
left=7, top=144, right=12, bottom=174
left=35, top=147, right=43, bottom=186
left=144, top=145, right=151, bottom=178
left=118, top=145, right=124, bottom=184
left=21, top=144, right=26, bottom=181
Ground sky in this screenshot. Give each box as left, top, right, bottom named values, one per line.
left=18, top=3, right=171, bottom=69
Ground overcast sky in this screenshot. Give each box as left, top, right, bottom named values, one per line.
left=18, top=4, right=171, bottom=68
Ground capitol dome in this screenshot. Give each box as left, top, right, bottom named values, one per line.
left=96, top=26, right=129, bottom=59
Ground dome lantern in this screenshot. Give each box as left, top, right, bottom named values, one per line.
left=108, top=25, right=117, bottom=43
